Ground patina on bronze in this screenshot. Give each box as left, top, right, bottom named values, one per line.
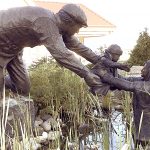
left=0, top=4, right=105, bottom=98
left=99, top=60, right=150, bottom=148
left=90, top=44, right=130, bottom=96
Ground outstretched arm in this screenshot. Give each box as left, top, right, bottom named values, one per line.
left=99, top=70, right=146, bottom=93
left=63, top=35, right=100, bottom=64
left=101, top=57, right=130, bottom=72
left=99, top=71, right=135, bottom=92
left=33, top=17, right=90, bottom=77
left=33, top=17, right=101, bottom=88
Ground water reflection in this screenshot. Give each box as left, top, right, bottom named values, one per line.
left=81, top=110, right=134, bottom=150
left=111, top=110, right=126, bottom=150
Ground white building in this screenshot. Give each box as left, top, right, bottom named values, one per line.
left=0, top=0, right=116, bottom=67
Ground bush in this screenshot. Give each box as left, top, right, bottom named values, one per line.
left=29, top=57, right=93, bottom=117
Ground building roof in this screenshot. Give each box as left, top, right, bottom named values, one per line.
left=33, top=1, right=116, bottom=37
left=34, top=1, right=115, bottom=28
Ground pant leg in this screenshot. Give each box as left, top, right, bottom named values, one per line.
left=5, top=52, right=30, bottom=96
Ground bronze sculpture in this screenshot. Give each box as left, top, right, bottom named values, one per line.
left=98, top=60, right=150, bottom=148
left=90, top=44, right=130, bottom=96
left=0, top=4, right=104, bottom=98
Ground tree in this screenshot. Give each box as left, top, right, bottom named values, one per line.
left=128, top=28, right=150, bottom=66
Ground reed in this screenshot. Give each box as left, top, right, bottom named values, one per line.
left=0, top=58, right=146, bottom=149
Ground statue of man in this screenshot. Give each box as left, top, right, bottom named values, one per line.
left=98, top=60, right=150, bottom=148
left=0, top=4, right=103, bottom=98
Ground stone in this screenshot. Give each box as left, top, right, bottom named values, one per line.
left=35, top=126, right=44, bottom=136
left=41, top=117, right=58, bottom=131
left=40, top=114, right=52, bottom=121
left=47, top=131, right=60, bottom=140
left=0, top=97, right=35, bottom=138
left=40, top=121, right=51, bottom=132
left=21, top=137, right=42, bottom=150
left=35, top=116, right=43, bottom=127
left=68, top=142, right=79, bottom=150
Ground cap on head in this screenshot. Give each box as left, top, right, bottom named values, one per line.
left=59, top=3, right=88, bottom=27
left=107, top=44, right=123, bottom=55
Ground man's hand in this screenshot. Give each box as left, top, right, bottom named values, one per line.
left=84, top=72, right=101, bottom=87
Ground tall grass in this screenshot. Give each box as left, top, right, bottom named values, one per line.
left=0, top=57, right=146, bottom=149
left=0, top=91, right=35, bottom=150
left=29, top=58, right=132, bottom=149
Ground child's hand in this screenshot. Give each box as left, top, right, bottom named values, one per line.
left=120, top=64, right=130, bottom=72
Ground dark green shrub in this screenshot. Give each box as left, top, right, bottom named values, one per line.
left=29, top=57, right=93, bottom=118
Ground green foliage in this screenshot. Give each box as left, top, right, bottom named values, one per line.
left=97, top=46, right=105, bottom=55
left=128, top=28, right=150, bottom=66
left=29, top=57, right=92, bottom=115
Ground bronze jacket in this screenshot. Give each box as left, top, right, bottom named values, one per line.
left=101, top=73, right=150, bottom=141
left=0, top=6, right=99, bottom=77
left=90, top=52, right=119, bottom=96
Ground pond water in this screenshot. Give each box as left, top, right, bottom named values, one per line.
left=110, top=110, right=127, bottom=149
left=80, top=110, right=134, bottom=150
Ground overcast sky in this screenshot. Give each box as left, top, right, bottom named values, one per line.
left=77, top=0, right=150, bottom=60
left=42, top=0, right=150, bottom=60
left=1, top=0, right=150, bottom=60
left=84, top=0, right=150, bottom=47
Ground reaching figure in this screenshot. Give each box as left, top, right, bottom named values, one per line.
left=90, top=44, right=130, bottom=103
left=99, top=60, right=150, bottom=148
left=0, top=4, right=105, bottom=98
